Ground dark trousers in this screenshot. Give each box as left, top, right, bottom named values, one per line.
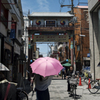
left=67, top=80, right=70, bottom=91
left=62, top=72, right=66, bottom=79
left=36, top=88, right=50, bottom=100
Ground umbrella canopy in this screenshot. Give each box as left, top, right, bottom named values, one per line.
left=0, top=63, right=9, bottom=71
left=30, top=57, right=63, bottom=77
left=62, top=62, right=71, bottom=67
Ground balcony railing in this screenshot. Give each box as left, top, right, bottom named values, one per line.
left=27, top=24, right=74, bottom=32
left=31, top=25, right=73, bottom=27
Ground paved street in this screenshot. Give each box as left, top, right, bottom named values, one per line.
left=27, top=76, right=100, bottom=100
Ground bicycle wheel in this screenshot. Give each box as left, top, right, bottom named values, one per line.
left=17, top=90, right=28, bottom=100
left=88, top=80, right=99, bottom=94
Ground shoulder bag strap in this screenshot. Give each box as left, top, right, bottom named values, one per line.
left=4, top=83, right=11, bottom=100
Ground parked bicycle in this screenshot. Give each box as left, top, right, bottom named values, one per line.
left=16, top=87, right=28, bottom=100
left=88, top=78, right=100, bottom=94
left=77, top=70, right=92, bottom=85
left=83, top=70, right=92, bottom=85
left=68, top=74, right=79, bottom=99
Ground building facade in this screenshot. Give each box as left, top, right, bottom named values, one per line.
left=88, top=0, right=100, bottom=79
left=74, top=6, right=90, bottom=70
left=0, top=0, right=24, bottom=82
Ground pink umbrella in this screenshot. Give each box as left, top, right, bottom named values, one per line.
left=30, top=57, right=63, bottom=77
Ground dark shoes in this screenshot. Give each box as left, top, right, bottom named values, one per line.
left=67, top=90, right=71, bottom=94
left=69, top=94, right=74, bottom=97
left=67, top=90, right=70, bottom=92
left=69, top=94, right=79, bottom=97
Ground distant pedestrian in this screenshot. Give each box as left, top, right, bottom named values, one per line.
left=30, top=73, right=35, bottom=91
left=0, top=72, right=17, bottom=100
left=35, top=74, right=53, bottom=100
left=62, top=67, right=66, bottom=79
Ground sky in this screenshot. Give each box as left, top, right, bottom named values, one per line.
left=21, top=0, right=88, bottom=57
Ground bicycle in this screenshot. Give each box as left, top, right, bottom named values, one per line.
left=16, top=87, right=28, bottom=100
left=67, top=75, right=79, bottom=99
left=88, top=78, right=100, bottom=94
left=77, top=70, right=92, bottom=85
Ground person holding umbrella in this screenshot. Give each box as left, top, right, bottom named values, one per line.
left=30, top=57, right=63, bottom=100
left=34, top=74, right=53, bottom=100
left=62, top=67, right=66, bottom=79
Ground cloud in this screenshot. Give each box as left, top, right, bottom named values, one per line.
left=37, top=0, right=50, bottom=12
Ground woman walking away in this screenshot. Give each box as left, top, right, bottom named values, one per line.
left=35, top=74, right=53, bottom=100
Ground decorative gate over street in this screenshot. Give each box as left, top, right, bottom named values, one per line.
left=26, top=12, right=75, bottom=66
left=27, top=12, right=74, bottom=42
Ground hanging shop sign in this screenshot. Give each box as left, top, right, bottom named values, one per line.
left=87, top=53, right=90, bottom=57
left=14, top=43, right=20, bottom=55
left=10, top=29, right=16, bottom=39
left=4, top=43, right=12, bottom=51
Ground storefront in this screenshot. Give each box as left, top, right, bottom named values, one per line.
left=4, top=37, right=13, bottom=81
left=12, top=43, right=20, bottom=82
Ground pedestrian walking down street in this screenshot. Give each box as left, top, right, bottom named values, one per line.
left=62, top=67, right=66, bottom=79
left=34, top=74, right=53, bottom=100
left=0, top=72, right=17, bottom=100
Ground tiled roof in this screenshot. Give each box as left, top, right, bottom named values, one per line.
left=28, top=12, right=74, bottom=17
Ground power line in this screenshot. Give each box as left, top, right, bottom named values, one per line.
left=59, top=0, right=65, bottom=12
left=59, top=0, right=65, bottom=5
left=61, top=0, right=74, bottom=14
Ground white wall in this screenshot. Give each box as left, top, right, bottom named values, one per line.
left=88, top=0, right=98, bottom=12
left=9, top=0, right=23, bottom=43
left=88, top=0, right=100, bottom=79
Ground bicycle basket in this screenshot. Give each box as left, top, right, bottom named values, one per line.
left=69, top=78, right=77, bottom=85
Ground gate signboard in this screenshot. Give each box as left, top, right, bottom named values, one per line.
left=33, top=35, right=68, bottom=42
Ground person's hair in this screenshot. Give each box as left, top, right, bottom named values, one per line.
left=70, top=66, right=73, bottom=70
left=40, top=76, right=43, bottom=81
left=0, top=72, right=5, bottom=81
left=39, top=55, right=43, bottom=57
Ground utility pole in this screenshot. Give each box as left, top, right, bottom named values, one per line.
left=71, top=0, right=74, bottom=14
left=61, top=0, right=76, bottom=73
left=61, top=0, right=74, bottom=14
